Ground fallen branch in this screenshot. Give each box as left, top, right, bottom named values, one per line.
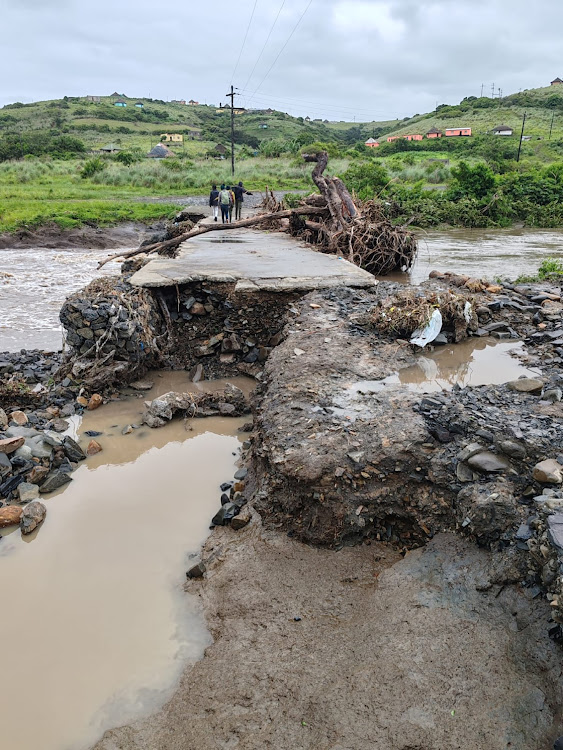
left=97, top=206, right=329, bottom=269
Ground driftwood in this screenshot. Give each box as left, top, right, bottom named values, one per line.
left=97, top=206, right=328, bottom=269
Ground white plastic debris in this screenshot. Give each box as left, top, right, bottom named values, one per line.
left=464, top=301, right=473, bottom=324
left=410, top=309, right=443, bottom=348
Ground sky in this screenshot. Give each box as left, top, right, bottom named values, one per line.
left=1, top=0, right=563, bottom=122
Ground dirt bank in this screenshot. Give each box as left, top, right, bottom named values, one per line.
left=93, top=518, right=562, bottom=750
left=0, top=221, right=155, bottom=250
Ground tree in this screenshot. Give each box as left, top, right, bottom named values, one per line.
left=450, top=161, right=496, bottom=199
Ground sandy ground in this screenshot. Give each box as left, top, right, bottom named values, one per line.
left=93, top=513, right=562, bottom=750
left=0, top=221, right=151, bottom=250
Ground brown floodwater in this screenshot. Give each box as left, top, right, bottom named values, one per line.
left=381, top=227, right=563, bottom=285
left=0, top=375, right=253, bottom=750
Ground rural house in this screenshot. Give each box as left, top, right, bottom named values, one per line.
left=134, top=101, right=144, bottom=108
left=445, top=127, right=472, bottom=137
left=365, top=138, right=380, bottom=148
left=188, top=100, right=199, bottom=106
left=171, top=100, right=186, bottom=105
left=147, top=144, right=175, bottom=158
left=259, top=123, right=268, bottom=129
left=426, top=127, right=442, bottom=138
left=160, top=133, right=183, bottom=143
left=99, top=143, right=121, bottom=153
left=214, top=144, right=228, bottom=156
left=86, top=95, right=101, bottom=103
left=493, top=124, right=513, bottom=136
left=186, top=128, right=201, bottom=140
left=387, top=134, right=423, bottom=142
left=114, top=100, right=127, bottom=107
left=551, top=78, right=563, bottom=86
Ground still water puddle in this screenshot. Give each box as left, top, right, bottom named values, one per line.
left=333, top=339, right=539, bottom=418
left=0, top=375, right=252, bottom=750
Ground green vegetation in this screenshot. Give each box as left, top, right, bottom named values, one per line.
left=2, top=86, right=563, bottom=233
left=516, top=257, right=563, bottom=283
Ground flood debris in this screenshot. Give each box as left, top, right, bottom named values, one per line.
left=141, top=383, right=248, bottom=428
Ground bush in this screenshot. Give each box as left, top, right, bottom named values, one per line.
left=115, top=151, right=137, bottom=166
left=341, top=161, right=390, bottom=199
left=80, top=157, right=106, bottom=179
left=449, top=161, right=496, bottom=199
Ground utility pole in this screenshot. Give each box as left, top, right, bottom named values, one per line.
left=516, top=112, right=527, bottom=162
left=225, top=85, right=237, bottom=177
left=491, top=82, right=495, bottom=98
left=550, top=111, right=555, bottom=140
left=480, top=83, right=484, bottom=98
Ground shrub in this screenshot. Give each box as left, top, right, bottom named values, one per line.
left=115, top=151, right=136, bottom=166
left=80, top=157, right=106, bottom=179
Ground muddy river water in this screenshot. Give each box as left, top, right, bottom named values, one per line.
left=0, top=375, right=252, bottom=750
left=1, top=228, right=563, bottom=352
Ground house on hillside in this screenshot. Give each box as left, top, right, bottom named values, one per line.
left=216, top=104, right=246, bottom=114
left=214, top=143, right=227, bottom=156
left=135, top=101, right=144, bottom=108
left=492, top=124, right=513, bottom=136
left=551, top=78, right=563, bottom=86
left=445, top=127, right=471, bottom=137
left=426, top=127, right=442, bottom=138
left=259, top=123, right=268, bottom=129
left=305, top=116, right=311, bottom=122
left=114, top=100, right=127, bottom=107
left=99, top=143, right=121, bottom=153
left=86, top=95, right=101, bottom=103
left=365, top=138, right=380, bottom=148
left=110, top=91, right=121, bottom=97
left=161, top=133, right=183, bottom=143
left=188, top=100, right=199, bottom=106
left=386, top=134, right=422, bottom=142
left=186, top=128, right=201, bottom=140
left=147, top=143, right=175, bottom=158
left=171, top=100, right=186, bottom=105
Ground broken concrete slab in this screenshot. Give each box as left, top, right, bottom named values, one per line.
left=129, top=229, right=376, bottom=292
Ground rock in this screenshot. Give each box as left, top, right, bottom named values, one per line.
left=498, top=439, right=527, bottom=460
left=542, top=388, right=562, bottom=403
left=121, top=425, right=133, bottom=435
left=533, top=459, right=563, bottom=484
left=39, top=471, right=72, bottom=494
left=50, top=418, right=69, bottom=433
left=87, top=439, right=103, bottom=455
left=63, top=436, right=86, bottom=462
left=547, top=513, right=563, bottom=552
left=186, top=560, right=206, bottom=578
left=0, top=505, right=23, bottom=528
left=76, top=396, right=89, bottom=407
left=14, top=444, right=33, bottom=461
left=212, top=502, right=239, bottom=526
left=17, top=482, right=39, bottom=504
left=27, top=436, right=53, bottom=460
left=9, top=410, right=28, bottom=426
left=0, top=452, right=11, bottom=476
left=84, top=430, right=102, bottom=437
left=27, top=465, right=50, bottom=485
left=508, top=378, right=544, bottom=394
left=190, top=302, right=206, bottom=316
left=189, top=364, right=205, bottom=383
left=130, top=380, right=154, bottom=391
left=456, top=461, right=476, bottom=482
left=234, top=468, right=248, bottom=480
left=231, top=506, right=252, bottom=530
left=20, top=501, right=47, bottom=534
left=0, top=407, right=7, bottom=429
left=466, top=451, right=512, bottom=474
left=456, top=482, right=520, bottom=545
left=87, top=394, right=103, bottom=410
left=0, top=436, right=25, bottom=455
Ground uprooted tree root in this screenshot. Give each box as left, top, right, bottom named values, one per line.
left=97, top=152, right=417, bottom=277
left=370, top=288, right=477, bottom=340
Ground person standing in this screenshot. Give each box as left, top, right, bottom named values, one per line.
left=226, top=185, right=235, bottom=223
left=209, top=183, right=219, bottom=222
left=218, top=184, right=231, bottom=224
left=233, top=181, right=252, bottom=221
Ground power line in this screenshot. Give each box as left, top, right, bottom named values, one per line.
left=231, top=0, right=260, bottom=84
left=242, top=0, right=287, bottom=93
left=240, top=88, right=403, bottom=118
left=247, top=0, right=314, bottom=102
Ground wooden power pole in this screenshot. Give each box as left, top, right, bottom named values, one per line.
left=226, top=85, right=237, bottom=177
left=550, top=111, right=555, bottom=140
left=516, top=112, right=527, bottom=162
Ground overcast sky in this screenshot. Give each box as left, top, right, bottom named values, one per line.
left=1, top=0, right=562, bottom=121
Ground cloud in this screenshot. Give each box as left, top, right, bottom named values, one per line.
left=1, top=0, right=562, bottom=120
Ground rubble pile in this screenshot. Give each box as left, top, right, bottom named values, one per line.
left=59, top=277, right=166, bottom=387
left=142, top=383, right=249, bottom=428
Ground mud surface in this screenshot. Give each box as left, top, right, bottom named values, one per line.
left=0, top=221, right=152, bottom=250
left=93, top=522, right=562, bottom=750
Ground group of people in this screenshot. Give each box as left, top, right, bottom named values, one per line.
left=209, top=182, right=252, bottom=223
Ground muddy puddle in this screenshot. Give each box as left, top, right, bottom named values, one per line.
left=0, top=375, right=253, bottom=750
left=334, top=339, right=539, bottom=415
